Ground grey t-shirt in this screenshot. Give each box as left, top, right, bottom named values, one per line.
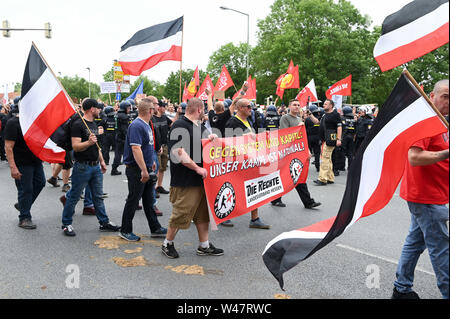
left=280, top=113, right=303, bottom=129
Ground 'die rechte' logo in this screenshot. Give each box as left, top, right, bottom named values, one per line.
left=289, top=158, right=303, bottom=185
left=214, top=182, right=236, bottom=219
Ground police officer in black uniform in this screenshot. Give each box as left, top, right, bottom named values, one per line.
left=128, top=99, right=138, bottom=124
left=94, top=102, right=107, bottom=151
left=354, top=106, right=374, bottom=156
left=304, top=105, right=321, bottom=172
left=341, top=106, right=357, bottom=170
left=102, top=106, right=116, bottom=165
left=111, top=100, right=131, bottom=175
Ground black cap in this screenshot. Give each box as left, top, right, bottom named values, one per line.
left=158, top=99, right=167, bottom=107
left=82, top=98, right=98, bottom=110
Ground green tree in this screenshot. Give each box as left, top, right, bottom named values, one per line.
left=253, top=0, right=372, bottom=104
left=60, top=76, right=100, bottom=102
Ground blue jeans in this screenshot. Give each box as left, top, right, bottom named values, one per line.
left=394, top=201, right=449, bottom=299
left=14, top=163, right=46, bottom=221
left=65, top=184, right=93, bottom=208
left=62, top=162, right=109, bottom=226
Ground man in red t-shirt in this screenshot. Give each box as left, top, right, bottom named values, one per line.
left=393, top=79, right=449, bottom=300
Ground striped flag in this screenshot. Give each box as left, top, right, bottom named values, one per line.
left=119, top=16, right=183, bottom=76
left=374, top=0, right=449, bottom=72
left=19, top=43, right=76, bottom=163
left=262, top=72, right=448, bottom=290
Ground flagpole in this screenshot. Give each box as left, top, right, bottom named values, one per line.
left=403, top=69, right=449, bottom=129
left=31, top=42, right=102, bottom=151
left=179, top=16, right=184, bottom=104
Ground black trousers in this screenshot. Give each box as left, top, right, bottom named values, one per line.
left=120, top=165, right=161, bottom=234
left=342, top=134, right=355, bottom=169
left=112, top=137, right=125, bottom=170
left=308, top=136, right=321, bottom=172
left=296, top=183, right=315, bottom=207
left=102, top=133, right=115, bottom=164
left=332, top=146, right=346, bottom=172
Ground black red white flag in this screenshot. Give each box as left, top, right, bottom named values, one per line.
left=119, top=16, right=183, bottom=76
left=374, top=0, right=449, bottom=72
left=19, top=43, right=76, bottom=163
left=262, top=72, right=448, bottom=289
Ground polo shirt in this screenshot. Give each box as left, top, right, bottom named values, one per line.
left=123, top=117, right=155, bottom=168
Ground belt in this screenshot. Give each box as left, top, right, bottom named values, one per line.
left=77, top=160, right=99, bottom=166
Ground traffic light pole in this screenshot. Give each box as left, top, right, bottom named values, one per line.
left=2, top=21, right=51, bottom=38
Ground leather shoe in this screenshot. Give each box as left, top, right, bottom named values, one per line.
left=59, top=195, right=66, bottom=206
left=83, top=207, right=96, bottom=215
left=305, top=202, right=322, bottom=209
left=313, top=180, right=327, bottom=186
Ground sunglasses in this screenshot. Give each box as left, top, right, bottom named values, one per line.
left=243, top=104, right=252, bottom=109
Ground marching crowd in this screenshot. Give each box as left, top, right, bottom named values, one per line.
left=0, top=79, right=448, bottom=299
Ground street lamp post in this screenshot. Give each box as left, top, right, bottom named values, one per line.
left=86, top=67, right=91, bottom=98
left=220, top=6, right=250, bottom=79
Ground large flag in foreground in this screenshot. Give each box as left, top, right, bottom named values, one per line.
left=374, top=0, right=449, bottom=72
left=119, top=16, right=183, bottom=76
left=262, top=72, right=448, bottom=289
left=20, top=43, right=76, bottom=163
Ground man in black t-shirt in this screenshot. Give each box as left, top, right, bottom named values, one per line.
left=4, top=111, right=45, bottom=229
left=314, top=99, right=342, bottom=186
left=152, top=99, right=173, bottom=195
left=60, top=99, right=120, bottom=237
left=162, top=98, right=223, bottom=259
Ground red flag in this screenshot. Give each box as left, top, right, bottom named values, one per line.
left=233, top=76, right=256, bottom=100
left=186, top=66, right=199, bottom=99
left=296, top=79, right=318, bottom=107
left=214, top=65, right=235, bottom=92
left=182, top=81, right=188, bottom=102
left=276, top=60, right=300, bottom=98
left=326, top=75, right=352, bottom=99
left=196, top=74, right=215, bottom=100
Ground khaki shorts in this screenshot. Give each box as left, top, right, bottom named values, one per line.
left=169, top=186, right=210, bottom=229
left=158, top=144, right=169, bottom=172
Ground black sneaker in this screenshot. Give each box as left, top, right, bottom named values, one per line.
left=305, top=201, right=322, bottom=209
left=151, top=227, right=167, bottom=238
left=271, top=201, right=286, bottom=207
left=62, top=224, right=76, bottom=236
left=18, top=218, right=37, bottom=229
left=391, top=287, right=420, bottom=299
left=161, top=243, right=179, bottom=259
left=313, top=180, right=327, bottom=186
left=197, top=243, right=224, bottom=256
left=111, top=169, right=122, bottom=176
left=99, top=221, right=121, bottom=232
left=47, top=176, right=60, bottom=187
left=156, top=186, right=169, bottom=194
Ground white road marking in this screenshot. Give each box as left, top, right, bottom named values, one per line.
left=336, top=243, right=435, bottom=277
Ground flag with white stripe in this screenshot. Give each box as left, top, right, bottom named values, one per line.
left=119, top=16, right=183, bottom=76
left=20, top=43, right=76, bottom=163
left=374, top=0, right=449, bottom=72
left=262, top=72, right=448, bottom=290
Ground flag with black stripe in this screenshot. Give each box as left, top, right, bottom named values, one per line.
left=262, top=73, right=448, bottom=290
left=374, top=0, right=449, bottom=72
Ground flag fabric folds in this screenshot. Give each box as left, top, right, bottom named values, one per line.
left=262, top=73, right=448, bottom=290
left=185, top=66, right=200, bottom=100
left=19, top=43, right=76, bottom=163
left=127, top=80, right=144, bottom=101
left=296, top=79, right=318, bottom=107
left=214, top=65, right=234, bottom=92
left=374, top=0, right=449, bottom=72
left=325, top=75, right=352, bottom=99
left=196, top=74, right=215, bottom=100
left=119, top=16, right=183, bottom=76
left=233, top=76, right=256, bottom=100
left=276, top=60, right=300, bottom=99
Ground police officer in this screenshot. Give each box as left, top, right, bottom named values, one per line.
left=102, top=106, right=116, bottom=165
left=354, top=106, right=374, bottom=156
left=94, top=102, right=107, bottom=150
left=128, top=99, right=138, bottom=124
left=111, top=100, right=131, bottom=176
left=304, top=105, right=321, bottom=172
left=341, top=106, right=357, bottom=170
left=265, top=105, right=285, bottom=207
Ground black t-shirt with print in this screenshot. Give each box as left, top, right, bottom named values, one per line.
left=70, top=118, right=100, bottom=162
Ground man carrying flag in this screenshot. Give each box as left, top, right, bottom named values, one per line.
left=392, top=79, right=449, bottom=300
left=263, top=71, right=449, bottom=290
left=4, top=43, right=76, bottom=229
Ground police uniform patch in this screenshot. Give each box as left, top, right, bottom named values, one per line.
left=214, top=182, right=236, bottom=219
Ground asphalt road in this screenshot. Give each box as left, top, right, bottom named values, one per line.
left=0, top=158, right=443, bottom=300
